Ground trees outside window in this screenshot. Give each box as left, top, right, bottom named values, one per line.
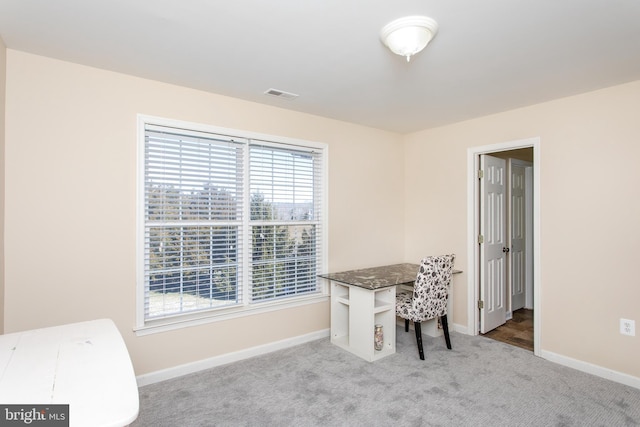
left=138, top=118, right=326, bottom=327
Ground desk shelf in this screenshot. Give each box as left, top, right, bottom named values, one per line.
left=330, top=282, right=396, bottom=362
left=374, top=288, right=394, bottom=313
left=336, top=296, right=350, bottom=306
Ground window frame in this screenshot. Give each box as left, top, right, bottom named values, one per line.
left=135, top=115, right=328, bottom=335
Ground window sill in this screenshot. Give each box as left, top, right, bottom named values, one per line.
left=134, top=293, right=329, bottom=336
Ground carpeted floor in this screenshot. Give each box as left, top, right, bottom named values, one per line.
left=132, top=327, right=640, bottom=426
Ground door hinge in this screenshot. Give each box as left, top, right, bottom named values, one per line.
left=478, top=234, right=484, bottom=244
left=478, top=169, right=484, bottom=179
left=478, top=300, right=484, bottom=310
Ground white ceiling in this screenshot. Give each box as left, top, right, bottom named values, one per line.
left=1, top=1, right=640, bottom=133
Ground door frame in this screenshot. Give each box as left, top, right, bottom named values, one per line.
left=466, top=137, right=541, bottom=356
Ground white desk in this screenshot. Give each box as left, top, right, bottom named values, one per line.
left=320, top=263, right=461, bottom=362
left=0, top=319, right=139, bottom=427
left=320, top=264, right=419, bottom=362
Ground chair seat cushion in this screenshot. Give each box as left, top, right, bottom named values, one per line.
left=396, top=291, right=419, bottom=322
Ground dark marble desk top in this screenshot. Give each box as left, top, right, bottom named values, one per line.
left=318, top=263, right=420, bottom=290
left=319, top=263, right=463, bottom=290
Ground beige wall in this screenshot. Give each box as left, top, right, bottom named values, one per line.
left=3, top=50, right=404, bottom=375
left=4, top=47, right=639, bottom=381
left=0, top=38, right=6, bottom=333
left=404, top=80, right=640, bottom=378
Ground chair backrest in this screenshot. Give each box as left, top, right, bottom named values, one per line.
left=412, top=254, right=455, bottom=321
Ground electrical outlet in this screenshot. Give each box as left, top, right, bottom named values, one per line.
left=620, top=318, right=635, bottom=336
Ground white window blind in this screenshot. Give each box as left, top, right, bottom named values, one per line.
left=249, top=143, right=323, bottom=302
left=143, top=125, right=245, bottom=320
left=139, top=119, right=326, bottom=327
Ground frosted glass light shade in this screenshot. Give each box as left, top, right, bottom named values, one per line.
left=380, top=16, right=438, bottom=62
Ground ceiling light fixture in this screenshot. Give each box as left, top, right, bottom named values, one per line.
left=380, top=15, right=438, bottom=62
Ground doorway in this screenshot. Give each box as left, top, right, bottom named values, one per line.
left=483, top=308, right=534, bottom=351
left=466, top=138, right=541, bottom=356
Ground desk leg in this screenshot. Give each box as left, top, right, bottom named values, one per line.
left=347, top=286, right=375, bottom=360
left=332, top=285, right=395, bottom=362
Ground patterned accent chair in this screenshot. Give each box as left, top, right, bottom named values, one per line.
left=396, top=255, right=455, bottom=360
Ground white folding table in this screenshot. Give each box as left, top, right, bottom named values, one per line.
left=0, top=319, right=139, bottom=427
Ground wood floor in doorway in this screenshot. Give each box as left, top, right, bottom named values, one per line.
left=482, top=308, right=533, bottom=351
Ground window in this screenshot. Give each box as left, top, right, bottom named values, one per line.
left=137, top=117, right=327, bottom=332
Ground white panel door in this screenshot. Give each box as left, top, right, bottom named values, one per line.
left=510, top=159, right=531, bottom=311
left=480, top=155, right=507, bottom=333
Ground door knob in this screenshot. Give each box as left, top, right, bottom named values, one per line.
left=502, top=247, right=510, bottom=253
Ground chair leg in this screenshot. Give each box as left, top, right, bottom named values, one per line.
left=441, top=315, right=452, bottom=350
left=414, top=321, right=425, bottom=360
left=405, top=319, right=409, bottom=332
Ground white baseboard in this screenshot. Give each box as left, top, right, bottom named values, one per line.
left=447, top=322, right=638, bottom=390
left=136, top=328, right=330, bottom=387
left=540, top=349, right=640, bottom=390
left=452, top=322, right=468, bottom=335
left=136, top=326, right=640, bottom=393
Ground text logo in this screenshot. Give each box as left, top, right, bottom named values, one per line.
left=0, top=405, right=68, bottom=426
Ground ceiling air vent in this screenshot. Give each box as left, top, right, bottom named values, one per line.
left=264, top=88, right=299, bottom=100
